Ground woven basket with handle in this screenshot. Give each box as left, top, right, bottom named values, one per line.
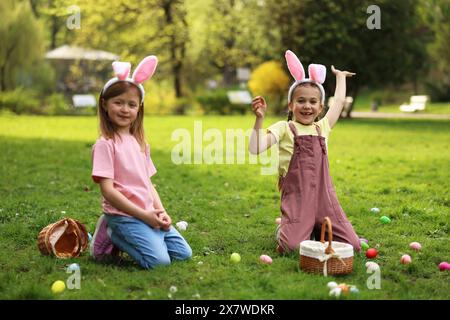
left=299, top=217, right=354, bottom=276
left=37, top=218, right=88, bottom=258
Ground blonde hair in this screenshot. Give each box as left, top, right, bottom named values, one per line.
left=98, top=81, right=146, bottom=151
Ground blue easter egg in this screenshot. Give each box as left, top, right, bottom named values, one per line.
left=67, top=263, right=80, bottom=272
left=350, top=287, right=359, bottom=294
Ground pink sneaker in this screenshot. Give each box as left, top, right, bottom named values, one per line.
left=90, top=214, right=115, bottom=260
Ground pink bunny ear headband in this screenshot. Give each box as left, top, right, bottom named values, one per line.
left=285, top=50, right=326, bottom=105
left=102, top=55, right=158, bottom=103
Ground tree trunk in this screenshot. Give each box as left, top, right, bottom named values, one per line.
left=29, top=0, right=39, bottom=17
left=345, top=84, right=359, bottom=118
left=50, top=15, right=59, bottom=49
left=173, top=57, right=183, bottom=98
left=222, top=65, right=235, bottom=86
left=0, top=64, right=6, bottom=91
left=1, top=43, right=17, bottom=91
left=162, top=0, right=185, bottom=99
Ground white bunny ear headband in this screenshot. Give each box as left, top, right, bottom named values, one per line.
left=102, top=55, right=158, bottom=103
left=285, top=50, right=326, bottom=104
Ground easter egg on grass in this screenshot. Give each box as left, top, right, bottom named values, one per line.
left=380, top=216, right=391, bottom=224
left=230, top=253, right=241, bottom=263
left=51, top=280, right=66, bottom=294
left=329, top=287, right=342, bottom=298
left=366, top=248, right=378, bottom=259
left=176, top=221, right=188, bottom=231
left=338, top=283, right=350, bottom=293
left=370, top=208, right=380, bottom=214
left=438, top=262, right=450, bottom=271
left=400, top=254, right=412, bottom=265
left=350, top=286, right=359, bottom=294
left=409, top=242, right=421, bottom=251
left=67, top=263, right=80, bottom=272
left=327, top=281, right=338, bottom=290
left=259, top=255, right=273, bottom=265
left=361, top=241, right=370, bottom=251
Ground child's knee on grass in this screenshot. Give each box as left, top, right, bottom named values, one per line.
left=139, top=252, right=172, bottom=269
left=139, top=244, right=192, bottom=269
left=177, top=245, right=193, bottom=261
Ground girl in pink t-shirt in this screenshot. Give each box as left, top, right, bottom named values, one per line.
left=90, top=56, right=191, bottom=269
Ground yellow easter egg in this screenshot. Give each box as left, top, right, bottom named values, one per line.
left=51, top=280, right=66, bottom=294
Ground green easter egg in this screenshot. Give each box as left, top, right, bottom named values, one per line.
left=380, top=216, right=391, bottom=224
left=361, top=242, right=370, bottom=250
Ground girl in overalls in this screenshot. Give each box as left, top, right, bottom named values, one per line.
left=249, top=50, right=361, bottom=253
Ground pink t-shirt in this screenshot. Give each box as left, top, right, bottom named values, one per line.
left=91, top=134, right=157, bottom=216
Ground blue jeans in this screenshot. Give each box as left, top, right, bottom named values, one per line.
left=104, top=214, right=192, bottom=269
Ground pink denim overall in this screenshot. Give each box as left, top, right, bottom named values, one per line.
left=277, top=121, right=361, bottom=252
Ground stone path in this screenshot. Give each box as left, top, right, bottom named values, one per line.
left=350, top=112, right=450, bottom=120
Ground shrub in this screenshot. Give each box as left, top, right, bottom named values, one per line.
left=426, top=79, right=450, bottom=102
left=248, top=61, right=290, bottom=114
left=196, top=89, right=247, bottom=115
left=144, top=80, right=179, bottom=115
left=369, top=89, right=411, bottom=106
left=42, top=93, right=69, bottom=115
left=0, top=88, right=40, bottom=114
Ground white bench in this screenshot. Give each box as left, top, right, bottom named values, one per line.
left=328, top=96, right=354, bottom=117
left=227, top=90, right=252, bottom=104
left=399, top=95, right=428, bottom=112
left=72, top=94, right=97, bottom=108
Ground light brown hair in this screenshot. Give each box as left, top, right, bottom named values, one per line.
left=98, top=81, right=146, bottom=151
left=287, top=82, right=323, bottom=121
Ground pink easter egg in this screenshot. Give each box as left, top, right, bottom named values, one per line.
left=275, top=218, right=281, bottom=225
left=409, top=242, right=421, bottom=251
left=400, top=254, right=412, bottom=264
left=438, top=262, right=450, bottom=271
left=260, top=254, right=273, bottom=265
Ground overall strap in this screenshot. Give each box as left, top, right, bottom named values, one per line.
left=314, top=123, right=322, bottom=137
left=288, top=121, right=298, bottom=137
left=314, top=124, right=327, bottom=155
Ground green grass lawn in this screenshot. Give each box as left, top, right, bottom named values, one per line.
left=0, top=114, right=449, bottom=300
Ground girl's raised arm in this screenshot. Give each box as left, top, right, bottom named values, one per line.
left=249, top=96, right=277, bottom=154
left=326, top=66, right=355, bottom=129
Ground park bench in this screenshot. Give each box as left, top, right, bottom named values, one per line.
left=399, top=95, right=428, bottom=112
left=72, top=94, right=97, bottom=108
left=328, top=96, right=354, bottom=117
left=227, top=90, right=252, bottom=105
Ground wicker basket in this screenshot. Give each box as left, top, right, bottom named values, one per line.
left=299, top=217, right=353, bottom=276
left=38, top=218, right=88, bottom=258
